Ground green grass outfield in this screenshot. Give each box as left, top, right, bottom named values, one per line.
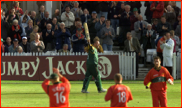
left=1, top=80, right=181, bottom=107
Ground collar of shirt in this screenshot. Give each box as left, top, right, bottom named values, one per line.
left=47, top=30, right=51, bottom=32
left=148, top=30, right=152, bottom=32
left=125, top=11, right=130, bottom=14
left=130, top=37, right=133, bottom=42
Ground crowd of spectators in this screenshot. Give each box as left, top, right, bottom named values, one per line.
left=1, top=1, right=181, bottom=56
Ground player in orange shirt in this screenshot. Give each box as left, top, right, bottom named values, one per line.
left=144, top=56, right=173, bottom=107
left=105, top=73, right=133, bottom=107
left=42, top=68, right=71, bottom=107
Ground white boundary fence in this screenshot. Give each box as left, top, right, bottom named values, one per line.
left=2, top=51, right=181, bottom=80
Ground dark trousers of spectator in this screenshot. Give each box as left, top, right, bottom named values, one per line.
left=119, top=26, right=130, bottom=46
left=139, top=30, right=143, bottom=44
left=165, top=66, right=172, bottom=76
left=90, top=33, right=97, bottom=44
left=146, top=16, right=152, bottom=23
left=157, top=52, right=163, bottom=66
left=130, top=51, right=139, bottom=78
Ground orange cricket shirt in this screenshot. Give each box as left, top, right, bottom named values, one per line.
left=42, top=77, right=71, bottom=107
left=105, top=84, right=133, bottom=107
left=144, top=66, right=173, bottom=91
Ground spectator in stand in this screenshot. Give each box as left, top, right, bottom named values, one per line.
left=157, top=16, right=171, bottom=37
left=61, top=6, right=75, bottom=30
left=30, top=25, right=43, bottom=42
left=95, top=15, right=106, bottom=45
left=51, top=17, right=58, bottom=31
left=130, top=8, right=139, bottom=36
left=157, top=35, right=165, bottom=66
left=118, top=2, right=125, bottom=32
left=142, top=24, right=156, bottom=65
left=134, top=15, right=148, bottom=43
left=4, top=37, right=12, bottom=52
left=54, top=22, right=71, bottom=51
left=109, top=1, right=120, bottom=33
left=174, top=14, right=181, bottom=30
left=152, top=19, right=158, bottom=33
left=51, top=17, right=58, bottom=49
left=128, top=1, right=142, bottom=14
left=171, top=1, right=180, bottom=21
left=8, top=7, right=19, bottom=26
left=80, top=9, right=91, bottom=24
left=59, top=44, right=70, bottom=53
left=165, top=5, right=176, bottom=30
left=36, top=1, right=45, bottom=11
left=30, top=33, right=45, bottom=52
left=10, top=19, right=23, bottom=42
left=150, top=1, right=164, bottom=20
left=25, top=19, right=33, bottom=41
left=17, top=45, right=23, bottom=53
left=118, top=2, right=125, bottom=17
left=70, top=2, right=83, bottom=19
left=79, top=1, right=90, bottom=11
left=36, top=5, right=45, bottom=21
left=97, top=1, right=110, bottom=19
left=62, top=1, right=75, bottom=13
left=70, top=18, right=81, bottom=35
left=170, top=30, right=180, bottom=53
left=92, top=2, right=101, bottom=18
left=159, top=32, right=174, bottom=76
left=8, top=1, right=23, bottom=15
left=19, top=37, right=30, bottom=53
left=71, top=28, right=87, bottom=53
left=163, top=1, right=171, bottom=14
left=175, top=22, right=181, bottom=47
left=39, top=11, right=52, bottom=31
left=52, top=9, right=61, bottom=23
left=144, top=1, right=153, bottom=23
left=87, top=11, right=98, bottom=44
left=19, top=10, right=31, bottom=37
left=8, top=38, right=20, bottom=53
left=100, top=20, right=115, bottom=51
left=124, top=32, right=141, bottom=78
left=119, top=5, right=133, bottom=48
left=72, top=21, right=85, bottom=35
left=30, top=11, right=38, bottom=26
left=42, top=24, right=55, bottom=52
left=1, top=9, right=9, bottom=41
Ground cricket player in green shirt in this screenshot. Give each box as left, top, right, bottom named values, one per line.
left=81, top=37, right=107, bottom=93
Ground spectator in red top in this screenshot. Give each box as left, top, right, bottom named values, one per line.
left=10, top=19, right=23, bottom=42
left=150, top=1, right=164, bottom=20
left=9, top=1, right=24, bottom=15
